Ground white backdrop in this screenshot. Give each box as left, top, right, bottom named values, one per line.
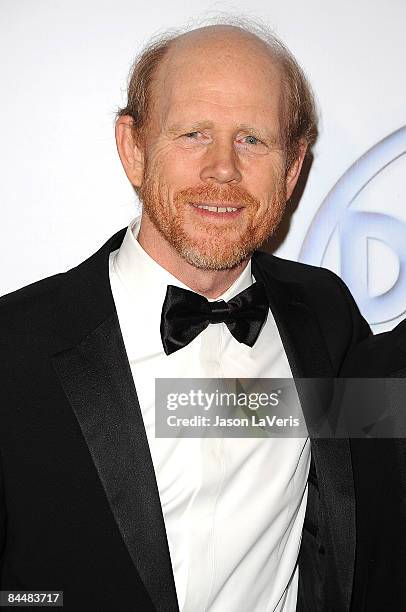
left=1, top=0, right=405, bottom=332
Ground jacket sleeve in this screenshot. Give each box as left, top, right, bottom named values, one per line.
left=0, top=449, right=6, bottom=568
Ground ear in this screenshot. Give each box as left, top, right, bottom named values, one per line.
left=285, top=140, right=308, bottom=200
left=115, top=115, right=144, bottom=187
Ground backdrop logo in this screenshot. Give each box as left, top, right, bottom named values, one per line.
left=300, top=126, right=406, bottom=327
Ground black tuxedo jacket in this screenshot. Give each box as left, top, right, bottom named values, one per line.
left=341, top=321, right=406, bottom=612
left=0, top=228, right=370, bottom=612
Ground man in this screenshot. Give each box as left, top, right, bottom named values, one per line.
left=0, top=22, right=369, bottom=611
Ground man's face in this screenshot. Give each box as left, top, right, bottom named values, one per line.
left=133, top=29, right=303, bottom=270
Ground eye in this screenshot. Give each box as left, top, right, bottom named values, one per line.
left=178, top=131, right=211, bottom=147
left=183, top=131, right=200, bottom=138
left=236, top=133, right=270, bottom=155
left=244, top=135, right=261, bottom=145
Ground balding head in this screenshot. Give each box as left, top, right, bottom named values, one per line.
left=164, top=24, right=273, bottom=60
left=117, top=20, right=317, bottom=170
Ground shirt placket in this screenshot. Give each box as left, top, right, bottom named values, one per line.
left=182, top=322, right=226, bottom=611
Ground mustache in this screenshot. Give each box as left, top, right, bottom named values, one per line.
left=174, top=184, right=260, bottom=207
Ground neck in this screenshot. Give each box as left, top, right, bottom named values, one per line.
left=137, top=217, right=250, bottom=299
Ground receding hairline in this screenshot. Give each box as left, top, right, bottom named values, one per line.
left=164, top=23, right=277, bottom=55
left=156, top=24, right=283, bottom=91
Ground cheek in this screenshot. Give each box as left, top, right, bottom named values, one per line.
left=248, top=175, right=286, bottom=219
left=254, top=164, right=285, bottom=200
left=243, top=154, right=285, bottom=193
left=149, top=141, right=201, bottom=173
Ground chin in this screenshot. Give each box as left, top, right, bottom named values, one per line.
left=170, top=232, right=257, bottom=271
left=179, top=246, right=251, bottom=271
left=174, top=217, right=283, bottom=270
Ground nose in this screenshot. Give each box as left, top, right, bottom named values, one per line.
left=199, top=139, right=242, bottom=184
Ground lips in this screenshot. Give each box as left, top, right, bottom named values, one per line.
left=191, top=203, right=243, bottom=213
left=193, top=204, right=236, bottom=213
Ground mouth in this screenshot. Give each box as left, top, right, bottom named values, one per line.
left=190, top=202, right=244, bottom=218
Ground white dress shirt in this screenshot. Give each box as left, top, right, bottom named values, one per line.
left=108, top=217, right=311, bottom=612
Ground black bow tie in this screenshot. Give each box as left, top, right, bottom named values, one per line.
left=160, top=281, right=269, bottom=355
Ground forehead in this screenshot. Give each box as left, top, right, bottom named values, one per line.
left=152, top=29, right=282, bottom=127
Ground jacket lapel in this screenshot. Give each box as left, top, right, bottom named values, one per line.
left=252, top=251, right=356, bottom=612
left=51, top=229, right=179, bottom=612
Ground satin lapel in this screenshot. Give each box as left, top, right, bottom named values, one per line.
left=252, top=252, right=355, bottom=612
left=52, top=312, right=179, bottom=612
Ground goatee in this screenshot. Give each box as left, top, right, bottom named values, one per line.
left=139, top=174, right=286, bottom=271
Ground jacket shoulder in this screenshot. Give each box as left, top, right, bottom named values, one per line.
left=254, top=250, right=371, bottom=363
left=0, top=227, right=125, bottom=332
left=0, top=273, right=64, bottom=331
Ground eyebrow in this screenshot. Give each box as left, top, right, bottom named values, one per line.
left=166, top=121, right=214, bottom=135
left=166, top=121, right=278, bottom=144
